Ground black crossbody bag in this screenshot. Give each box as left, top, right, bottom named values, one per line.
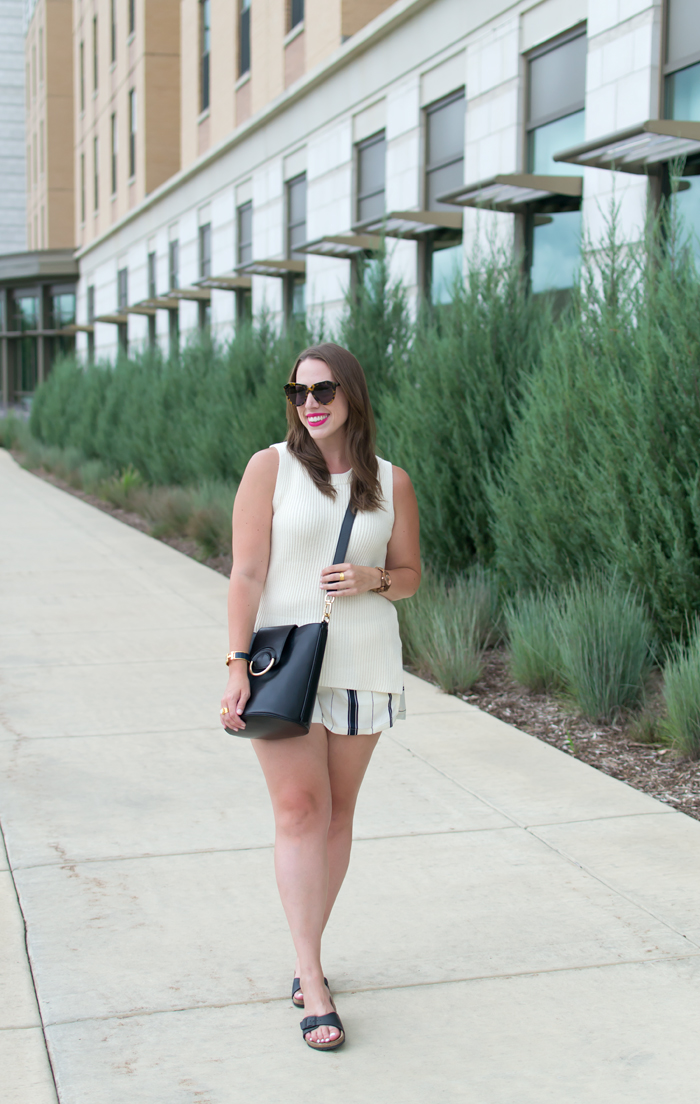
left=226, top=505, right=356, bottom=740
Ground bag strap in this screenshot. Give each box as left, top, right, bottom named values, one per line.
left=331, top=504, right=356, bottom=566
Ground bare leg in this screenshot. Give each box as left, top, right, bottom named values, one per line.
left=252, top=723, right=337, bottom=1045
left=293, top=730, right=380, bottom=1003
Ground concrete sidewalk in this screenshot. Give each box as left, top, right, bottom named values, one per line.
left=2, top=447, right=700, bottom=1103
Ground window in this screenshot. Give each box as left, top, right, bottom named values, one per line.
left=425, top=91, right=465, bottom=303
left=356, top=131, right=386, bottom=222
left=118, top=268, right=128, bottom=310
left=80, top=41, right=85, bottom=111
left=286, top=174, right=306, bottom=321
left=287, top=173, right=307, bottom=258
left=148, top=252, right=157, bottom=298
left=87, top=284, right=95, bottom=324
left=50, top=292, right=76, bottom=330
left=200, top=0, right=211, bottom=113
left=110, top=0, right=116, bottom=63
left=111, top=113, right=117, bottom=193
left=129, top=0, right=135, bottom=36
left=80, top=153, right=85, bottom=222
left=199, top=223, right=211, bottom=278
left=289, top=0, right=304, bottom=30
left=239, top=0, right=251, bottom=76
left=93, top=17, right=98, bottom=91
left=169, top=239, right=179, bottom=289
left=237, top=201, right=253, bottom=264
left=128, top=89, right=136, bottom=177
left=526, top=31, right=586, bottom=295
left=93, top=136, right=99, bottom=210
left=664, top=0, right=700, bottom=261
left=425, top=90, right=465, bottom=210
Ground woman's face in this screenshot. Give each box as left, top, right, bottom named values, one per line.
left=294, top=357, right=349, bottom=442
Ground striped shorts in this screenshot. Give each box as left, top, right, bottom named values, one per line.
left=312, top=686, right=407, bottom=735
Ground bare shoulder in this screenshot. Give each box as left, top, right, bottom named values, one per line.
left=391, top=464, right=416, bottom=501
left=240, top=447, right=279, bottom=490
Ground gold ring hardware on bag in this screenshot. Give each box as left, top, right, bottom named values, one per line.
left=249, top=650, right=276, bottom=677
left=322, top=594, right=336, bottom=623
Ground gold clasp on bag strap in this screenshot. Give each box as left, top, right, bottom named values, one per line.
left=322, top=594, right=336, bottom=623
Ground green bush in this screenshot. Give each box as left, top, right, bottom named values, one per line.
left=662, top=620, right=700, bottom=758
left=556, top=574, right=655, bottom=722
left=505, top=590, right=563, bottom=693
left=398, top=566, right=500, bottom=693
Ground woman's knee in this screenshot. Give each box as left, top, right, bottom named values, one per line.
left=274, top=788, right=331, bottom=836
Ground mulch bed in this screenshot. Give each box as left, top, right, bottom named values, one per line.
left=21, top=457, right=700, bottom=822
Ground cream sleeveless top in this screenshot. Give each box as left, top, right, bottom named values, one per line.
left=254, top=442, right=405, bottom=694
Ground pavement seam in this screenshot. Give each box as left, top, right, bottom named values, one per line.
left=41, top=949, right=700, bottom=1029
left=526, top=826, right=700, bottom=951
left=0, top=814, right=60, bottom=1102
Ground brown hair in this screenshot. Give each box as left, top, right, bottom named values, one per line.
left=286, top=342, right=383, bottom=513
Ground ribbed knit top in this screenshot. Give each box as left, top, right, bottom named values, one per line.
left=254, top=442, right=404, bottom=694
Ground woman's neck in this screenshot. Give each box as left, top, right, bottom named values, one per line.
left=316, top=430, right=350, bottom=474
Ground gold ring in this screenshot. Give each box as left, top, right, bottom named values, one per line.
left=220, top=706, right=229, bottom=715
left=339, top=572, right=345, bottom=581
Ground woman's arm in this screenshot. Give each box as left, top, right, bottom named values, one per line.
left=319, top=466, right=421, bottom=602
left=220, top=447, right=278, bottom=732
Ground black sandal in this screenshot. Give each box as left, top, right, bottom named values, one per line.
left=300, top=1011, right=345, bottom=1050
left=291, top=976, right=329, bottom=1009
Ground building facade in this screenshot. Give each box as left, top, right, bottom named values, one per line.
left=0, top=0, right=28, bottom=256
left=14, top=0, right=700, bottom=373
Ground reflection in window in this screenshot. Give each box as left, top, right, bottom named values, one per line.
left=51, top=293, right=76, bottom=329
left=529, top=110, right=585, bottom=177
left=13, top=295, right=38, bottom=331
left=200, top=0, right=210, bottom=112
left=239, top=0, right=251, bottom=76
left=287, top=174, right=307, bottom=258
left=199, top=223, right=211, bottom=278
left=356, top=131, right=386, bottom=223
left=431, top=243, right=463, bottom=304
left=665, top=61, right=700, bottom=122
left=666, top=56, right=700, bottom=263
left=169, top=239, right=179, bottom=289
left=530, top=210, right=582, bottom=294
left=425, top=90, right=465, bottom=210
left=16, top=338, right=38, bottom=394
left=237, top=201, right=253, bottom=265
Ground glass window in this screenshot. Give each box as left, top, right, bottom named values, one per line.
left=129, top=0, right=135, bottom=36
left=287, top=173, right=307, bottom=258
left=169, top=240, right=179, bottom=289
left=199, top=223, right=211, bottom=278
left=666, top=60, right=700, bottom=122
left=51, top=293, right=76, bottom=329
left=530, top=210, right=582, bottom=294
left=529, top=34, right=586, bottom=126
left=93, top=16, right=98, bottom=91
left=290, top=0, right=304, bottom=30
left=239, top=0, right=251, bottom=76
left=238, top=201, right=252, bottom=264
left=128, top=89, right=136, bottom=177
left=93, top=135, right=99, bottom=210
left=148, top=252, right=157, bottom=298
left=80, top=41, right=85, bottom=111
left=431, top=242, right=463, bottom=305
left=529, top=110, right=586, bottom=176
left=15, top=338, right=39, bottom=395
left=357, top=131, right=386, bottom=222
left=110, top=0, right=116, bottom=62
left=87, top=285, right=95, bottom=324
left=200, top=0, right=210, bottom=112
left=425, top=91, right=465, bottom=209
left=12, top=294, right=38, bottom=332
left=666, top=0, right=700, bottom=69
left=118, top=268, right=128, bottom=310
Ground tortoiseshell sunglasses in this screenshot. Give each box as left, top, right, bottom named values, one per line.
left=284, top=381, right=340, bottom=406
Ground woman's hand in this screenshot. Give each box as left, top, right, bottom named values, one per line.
left=220, top=663, right=250, bottom=732
left=320, top=562, right=383, bottom=597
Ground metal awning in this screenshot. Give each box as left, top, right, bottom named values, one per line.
left=124, top=304, right=157, bottom=316
left=55, top=322, right=94, bottom=335
left=139, top=296, right=180, bottom=311
left=168, top=286, right=211, bottom=302
left=439, top=173, right=582, bottom=212
left=554, top=119, right=700, bottom=174
left=235, top=258, right=306, bottom=277
left=297, top=234, right=383, bottom=258
left=94, top=313, right=129, bottom=324
left=195, top=275, right=252, bottom=291
left=353, top=210, right=462, bottom=238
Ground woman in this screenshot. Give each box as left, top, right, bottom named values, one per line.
left=220, top=342, right=420, bottom=1050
